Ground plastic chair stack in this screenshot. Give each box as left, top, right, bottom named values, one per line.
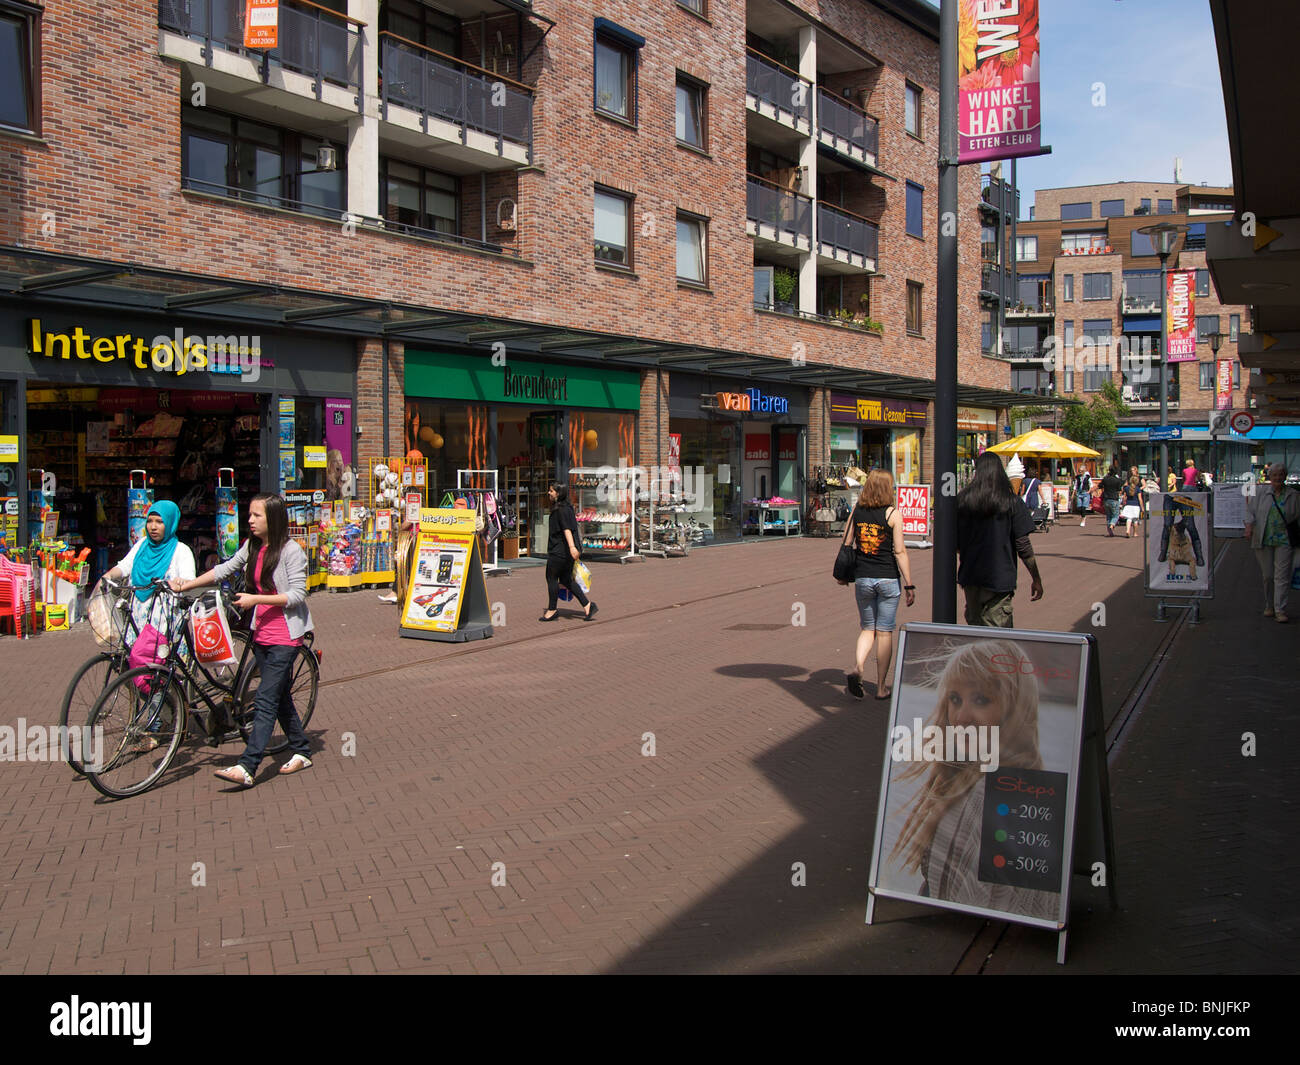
left=0, top=556, right=38, bottom=638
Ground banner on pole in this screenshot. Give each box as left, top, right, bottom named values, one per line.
left=1215, top=359, right=1234, bottom=410
left=1166, top=270, right=1197, bottom=362
left=958, top=1, right=1042, bottom=164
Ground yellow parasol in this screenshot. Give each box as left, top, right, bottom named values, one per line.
left=987, top=428, right=1100, bottom=459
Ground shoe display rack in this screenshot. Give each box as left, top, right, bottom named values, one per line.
left=636, top=495, right=707, bottom=556
left=570, top=466, right=639, bottom=563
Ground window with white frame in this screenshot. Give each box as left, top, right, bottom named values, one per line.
left=676, top=212, right=706, bottom=284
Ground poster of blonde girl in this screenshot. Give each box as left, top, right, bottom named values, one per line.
left=869, top=629, right=1091, bottom=928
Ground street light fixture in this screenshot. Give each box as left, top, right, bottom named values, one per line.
left=1208, top=330, right=1227, bottom=482
left=1138, top=221, right=1185, bottom=483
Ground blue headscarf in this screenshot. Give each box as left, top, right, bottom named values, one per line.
left=131, top=500, right=181, bottom=601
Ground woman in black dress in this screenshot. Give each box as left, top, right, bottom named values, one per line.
left=540, top=484, right=598, bottom=622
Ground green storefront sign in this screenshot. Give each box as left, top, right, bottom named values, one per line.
left=405, top=350, right=640, bottom=411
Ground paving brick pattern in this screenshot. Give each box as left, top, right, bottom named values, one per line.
left=0, top=524, right=1292, bottom=973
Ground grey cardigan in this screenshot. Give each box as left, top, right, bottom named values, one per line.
left=212, top=538, right=314, bottom=640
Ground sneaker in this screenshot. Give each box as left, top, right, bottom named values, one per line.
left=1264, top=607, right=1275, bottom=618
left=846, top=673, right=865, bottom=700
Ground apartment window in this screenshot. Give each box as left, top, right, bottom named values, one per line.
left=1195, top=269, right=1210, bottom=297
left=1233, top=361, right=1241, bottom=388
left=677, top=0, right=706, bottom=15
left=0, top=1, right=38, bottom=134
left=905, top=181, right=923, bottom=238
left=181, top=106, right=345, bottom=216
left=1184, top=222, right=1207, bottom=249
left=1157, top=198, right=1173, bottom=215
left=1197, top=315, right=1219, bottom=342
left=676, top=212, right=707, bottom=284
left=1139, top=198, right=1151, bottom=214
left=675, top=74, right=707, bottom=149
left=1060, top=202, right=1091, bottom=221
left=594, top=187, right=632, bottom=266
left=1062, top=321, right=1075, bottom=392
left=1083, top=273, right=1112, bottom=300
left=905, top=82, right=921, bottom=137
left=1199, top=363, right=1215, bottom=390
left=381, top=159, right=458, bottom=235
left=595, top=23, right=642, bottom=122
left=1099, top=198, right=1125, bottom=218
left=1131, top=230, right=1156, bottom=256
left=382, top=0, right=459, bottom=56
left=1061, top=231, right=1107, bottom=253
left=906, top=281, right=923, bottom=335
left=1063, top=274, right=1073, bottom=301
left=1082, top=319, right=1111, bottom=390
left=1082, top=368, right=1110, bottom=392
left=1015, top=235, right=1038, bottom=261
left=1230, top=314, right=1240, bottom=342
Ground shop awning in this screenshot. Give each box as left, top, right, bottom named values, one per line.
left=0, top=245, right=1039, bottom=410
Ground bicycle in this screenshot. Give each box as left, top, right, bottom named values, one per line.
left=59, top=577, right=250, bottom=774
left=82, top=580, right=318, bottom=798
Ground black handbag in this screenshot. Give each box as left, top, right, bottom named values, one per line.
left=1271, top=498, right=1300, bottom=548
left=833, top=544, right=855, bottom=582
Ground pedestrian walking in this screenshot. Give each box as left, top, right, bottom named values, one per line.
left=1101, top=464, right=1124, bottom=536
left=956, top=451, right=1044, bottom=628
left=1166, top=464, right=1178, bottom=493
left=1243, top=463, right=1300, bottom=623
left=837, top=469, right=915, bottom=701
left=102, top=499, right=196, bottom=648
left=539, top=484, right=597, bottom=622
left=174, top=493, right=315, bottom=786
left=1182, top=456, right=1199, bottom=488
left=1121, top=475, right=1144, bottom=538
left=1072, top=465, right=1092, bottom=528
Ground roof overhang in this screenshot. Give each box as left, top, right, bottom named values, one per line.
left=0, top=245, right=1030, bottom=410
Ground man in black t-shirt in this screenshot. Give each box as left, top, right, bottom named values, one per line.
left=1100, top=465, right=1124, bottom=537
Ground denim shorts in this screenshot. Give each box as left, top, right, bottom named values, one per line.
left=855, top=576, right=902, bottom=631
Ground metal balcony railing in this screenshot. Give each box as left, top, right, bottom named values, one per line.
left=981, top=265, right=1005, bottom=296
left=817, top=89, right=878, bottom=160
left=745, top=51, right=812, bottom=126
left=817, top=203, right=878, bottom=263
left=1121, top=287, right=1162, bottom=313
left=158, top=0, right=364, bottom=107
left=747, top=177, right=812, bottom=244
left=381, top=34, right=534, bottom=157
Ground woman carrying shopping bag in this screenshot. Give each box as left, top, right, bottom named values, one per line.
left=174, top=494, right=314, bottom=786
left=539, top=484, right=598, bottom=622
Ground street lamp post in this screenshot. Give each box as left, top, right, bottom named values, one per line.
left=1208, top=330, right=1226, bottom=481
left=1139, top=222, right=1184, bottom=485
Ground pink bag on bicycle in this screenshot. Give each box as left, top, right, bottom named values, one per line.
left=128, top=624, right=167, bottom=691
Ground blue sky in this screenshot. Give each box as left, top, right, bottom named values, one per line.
left=964, top=0, right=1233, bottom=213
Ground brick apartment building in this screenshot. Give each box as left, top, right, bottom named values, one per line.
left=992, top=179, right=1256, bottom=478
left=0, top=0, right=1018, bottom=561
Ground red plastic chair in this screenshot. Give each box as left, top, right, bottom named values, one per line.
left=0, top=558, right=37, bottom=637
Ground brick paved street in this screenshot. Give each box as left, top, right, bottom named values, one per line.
left=0, top=525, right=1294, bottom=974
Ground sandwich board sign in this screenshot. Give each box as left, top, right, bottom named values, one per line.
left=866, top=624, right=1117, bottom=964
left=1144, top=492, right=1212, bottom=598
left=399, top=508, right=493, bottom=643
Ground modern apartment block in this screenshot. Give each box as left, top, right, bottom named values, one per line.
left=0, top=0, right=1016, bottom=556
left=999, top=180, right=1253, bottom=477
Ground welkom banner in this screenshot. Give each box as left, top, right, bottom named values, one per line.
left=1166, top=270, right=1197, bottom=362
left=958, top=0, right=1042, bottom=163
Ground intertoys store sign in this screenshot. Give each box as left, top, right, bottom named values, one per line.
left=26, top=319, right=267, bottom=380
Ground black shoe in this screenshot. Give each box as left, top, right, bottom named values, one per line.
left=846, top=673, right=865, bottom=700
left=538, top=613, right=558, bottom=622
left=583, top=602, right=599, bottom=621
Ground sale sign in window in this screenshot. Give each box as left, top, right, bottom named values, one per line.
left=244, top=0, right=279, bottom=49
left=895, top=483, right=931, bottom=538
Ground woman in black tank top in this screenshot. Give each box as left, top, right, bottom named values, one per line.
left=837, top=471, right=916, bottom=700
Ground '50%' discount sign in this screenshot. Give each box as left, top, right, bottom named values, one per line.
left=895, top=484, right=931, bottom=538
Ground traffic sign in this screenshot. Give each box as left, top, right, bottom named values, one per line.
left=1148, top=426, right=1182, bottom=441
left=1230, top=411, right=1255, bottom=434
left=1208, top=410, right=1231, bottom=436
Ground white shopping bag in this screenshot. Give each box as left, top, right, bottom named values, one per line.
left=189, top=593, right=238, bottom=667
left=572, top=560, right=592, bottom=596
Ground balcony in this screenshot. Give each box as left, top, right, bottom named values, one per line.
left=1006, top=298, right=1054, bottom=318
left=158, top=0, right=363, bottom=116
left=981, top=175, right=1019, bottom=218
left=816, top=89, right=879, bottom=170
left=1121, top=287, right=1162, bottom=314
left=380, top=35, right=533, bottom=167
left=980, top=265, right=1005, bottom=300
left=746, top=176, right=812, bottom=251
left=816, top=204, right=878, bottom=272
left=745, top=50, right=812, bottom=134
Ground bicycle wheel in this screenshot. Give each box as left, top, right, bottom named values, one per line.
left=234, top=644, right=319, bottom=756
left=83, top=667, right=187, bottom=798
left=59, top=651, right=128, bottom=772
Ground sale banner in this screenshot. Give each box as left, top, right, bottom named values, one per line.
left=744, top=434, right=770, bottom=463
left=958, top=0, right=1042, bottom=163
left=1165, top=270, right=1197, bottom=362
left=1215, top=360, right=1234, bottom=410
left=896, top=483, right=931, bottom=538
left=244, top=0, right=279, bottom=49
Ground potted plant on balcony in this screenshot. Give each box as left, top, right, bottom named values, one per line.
left=773, top=267, right=798, bottom=314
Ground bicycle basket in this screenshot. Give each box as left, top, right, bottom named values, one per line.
left=87, top=580, right=132, bottom=650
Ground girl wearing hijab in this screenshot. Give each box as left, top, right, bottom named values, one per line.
left=175, top=493, right=314, bottom=786
left=104, top=499, right=196, bottom=661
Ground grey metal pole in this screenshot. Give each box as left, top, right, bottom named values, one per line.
left=933, top=0, right=958, bottom=623
left=1158, top=253, right=1168, bottom=482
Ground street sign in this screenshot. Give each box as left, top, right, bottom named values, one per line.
left=1230, top=411, right=1256, bottom=434
left=1208, top=410, right=1231, bottom=436
left=1148, top=426, right=1182, bottom=441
